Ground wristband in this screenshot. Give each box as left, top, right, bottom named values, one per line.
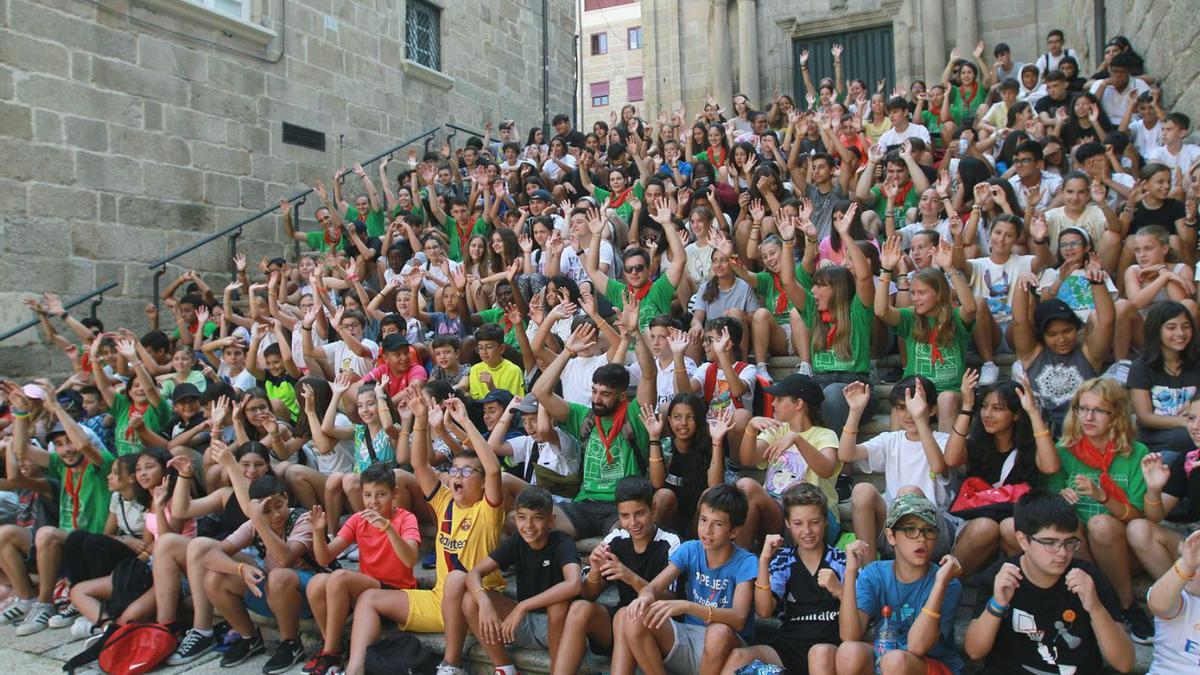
left=958, top=410, right=972, bottom=416
left=985, top=597, right=1008, bottom=617
left=1032, top=237, right=1049, bottom=246
left=1088, top=278, right=1105, bottom=286
left=1144, top=494, right=1162, bottom=505
left=11, top=409, right=28, bottom=418
left=754, top=582, right=771, bottom=590
left=880, top=268, right=894, bottom=277
left=585, top=573, right=603, bottom=585
left=1033, top=429, right=1051, bottom=438
left=237, top=562, right=246, bottom=576
left=921, top=607, right=941, bottom=620
left=1174, top=560, right=1197, bottom=581
left=178, top=472, right=194, bottom=480
left=648, top=439, right=661, bottom=445
left=705, top=605, right=714, bottom=624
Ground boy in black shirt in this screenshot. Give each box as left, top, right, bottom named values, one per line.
left=722, top=483, right=845, bottom=675
left=464, top=486, right=582, bottom=675
left=557, top=477, right=681, bottom=674
left=964, top=490, right=1134, bottom=675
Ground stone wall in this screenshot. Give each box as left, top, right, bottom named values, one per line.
left=0, top=0, right=576, bottom=377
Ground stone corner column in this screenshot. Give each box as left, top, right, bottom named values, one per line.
left=711, top=0, right=733, bottom=106
left=736, top=0, right=760, bottom=102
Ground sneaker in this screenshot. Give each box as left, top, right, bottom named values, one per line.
left=877, top=365, right=904, bottom=384
left=1105, top=359, right=1133, bottom=386
left=796, top=361, right=813, bottom=376
left=69, top=616, right=97, bottom=641
left=220, top=632, right=265, bottom=668
left=263, top=638, right=306, bottom=674
left=1124, top=605, right=1154, bottom=645
left=421, top=552, right=437, bottom=569
left=0, top=597, right=31, bottom=625
left=435, top=663, right=467, bottom=675
left=978, top=361, right=1000, bottom=385
left=15, top=602, right=53, bottom=636
left=302, top=651, right=343, bottom=675
left=168, top=628, right=217, bottom=666
left=339, top=543, right=359, bottom=562
left=48, top=604, right=81, bottom=629
left=216, top=629, right=242, bottom=654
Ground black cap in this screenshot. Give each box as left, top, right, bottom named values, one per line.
left=530, top=189, right=553, bottom=202
left=46, top=422, right=67, bottom=441
left=1034, top=298, right=1083, bottom=335
left=172, top=382, right=202, bottom=403
left=57, top=390, right=83, bottom=414
left=381, top=333, right=410, bottom=353
left=479, top=389, right=514, bottom=407
left=763, top=373, right=825, bottom=408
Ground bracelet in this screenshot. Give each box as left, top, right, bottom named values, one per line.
left=413, top=426, right=429, bottom=432
left=842, top=427, right=858, bottom=435
left=648, top=439, right=661, bottom=445
left=880, top=268, right=894, bottom=276
left=649, top=456, right=664, bottom=463
left=958, top=410, right=972, bottom=417
left=805, top=236, right=819, bottom=243
left=1032, top=237, right=1049, bottom=246
left=1144, top=494, right=1163, bottom=505
left=11, top=409, right=28, bottom=418
left=472, top=587, right=488, bottom=595
left=237, top=563, right=245, bottom=576
left=754, top=582, right=771, bottom=590
left=952, top=428, right=967, bottom=438
left=1118, top=501, right=1131, bottom=521
left=921, top=607, right=941, bottom=620
left=585, top=573, right=603, bottom=585
left=1033, top=429, right=1051, bottom=438
left=705, top=605, right=714, bottom=624
left=1088, top=278, right=1106, bottom=286
left=985, top=597, right=1008, bottom=617
left=1174, top=560, right=1197, bottom=581
left=178, top=472, right=194, bottom=480
left=782, top=238, right=795, bottom=245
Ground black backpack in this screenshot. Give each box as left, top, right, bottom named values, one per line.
left=364, top=634, right=440, bottom=675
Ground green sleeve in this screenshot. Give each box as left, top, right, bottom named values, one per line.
left=345, top=206, right=360, bottom=221
left=605, top=278, right=627, bottom=307
left=563, top=403, right=590, bottom=439
left=795, top=265, right=815, bottom=290
left=441, top=214, right=456, bottom=237
left=1044, top=446, right=1071, bottom=492
left=478, top=307, right=503, bottom=323
left=146, top=399, right=173, bottom=433
left=868, top=186, right=885, bottom=212
left=305, top=230, right=324, bottom=251
left=633, top=183, right=645, bottom=200
left=627, top=411, right=649, bottom=458
left=894, top=308, right=916, bottom=338
left=1124, top=443, right=1150, bottom=509
left=47, top=451, right=65, bottom=481
left=651, top=276, right=676, bottom=305
left=94, top=446, right=116, bottom=475
left=799, top=286, right=816, bottom=326
left=472, top=218, right=491, bottom=237
left=201, top=321, right=219, bottom=338
left=110, top=394, right=130, bottom=420
left=592, top=186, right=612, bottom=204
left=952, top=308, right=975, bottom=339
left=754, top=271, right=773, bottom=299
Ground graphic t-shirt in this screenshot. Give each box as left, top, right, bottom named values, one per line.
left=974, top=557, right=1122, bottom=675
left=110, top=394, right=173, bottom=457
left=601, top=527, right=681, bottom=606
left=692, top=361, right=757, bottom=413
left=440, top=215, right=489, bottom=263
left=48, top=449, right=116, bottom=533
left=769, top=545, right=846, bottom=644
left=426, top=484, right=505, bottom=591
left=800, top=290, right=873, bottom=374
left=755, top=268, right=803, bottom=324
left=1127, top=359, right=1200, bottom=419
left=1160, top=448, right=1200, bottom=521
left=967, top=255, right=1034, bottom=325
left=489, top=530, right=579, bottom=605
left=1149, top=585, right=1200, bottom=675
left=1045, top=441, right=1148, bottom=520
left=856, top=560, right=964, bottom=673
left=669, top=539, right=759, bottom=640
left=758, top=424, right=842, bottom=511
left=605, top=276, right=676, bottom=332
left=304, top=230, right=347, bottom=253
left=894, top=307, right=974, bottom=392
left=336, top=507, right=421, bottom=589
left=562, top=402, right=649, bottom=503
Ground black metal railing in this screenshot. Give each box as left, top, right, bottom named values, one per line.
left=0, top=282, right=119, bottom=343
left=147, top=125, right=443, bottom=309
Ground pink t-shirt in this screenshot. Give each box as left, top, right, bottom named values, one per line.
left=364, top=361, right=427, bottom=397
left=817, top=236, right=881, bottom=267
left=336, top=507, right=421, bottom=589
left=144, top=507, right=197, bottom=540
left=225, top=510, right=314, bottom=572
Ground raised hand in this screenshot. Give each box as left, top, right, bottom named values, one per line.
left=1064, top=567, right=1100, bottom=612
left=1140, top=452, right=1172, bottom=492
left=565, top=323, right=598, bottom=355
left=845, top=539, right=870, bottom=571
left=992, top=561, right=1022, bottom=606
left=933, top=240, right=956, bottom=271
left=960, top=368, right=979, bottom=411
left=640, top=402, right=663, bottom=439
left=708, top=404, right=735, bottom=442
left=935, top=554, right=962, bottom=584
left=843, top=381, right=873, bottom=412
left=879, top=234, right=903, bottom=270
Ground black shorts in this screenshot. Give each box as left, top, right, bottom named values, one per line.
left=558, top=500, right=619, bottom=540
left=771, top=639, right=829, bottom=675
left=586, top=604, right=620, bottom=657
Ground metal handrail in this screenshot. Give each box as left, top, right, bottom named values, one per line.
left=147, top=126, right=443, bottom=308
left=0, top=282, right=119, bottom=343
left=444, top=122, right=486, bottom=139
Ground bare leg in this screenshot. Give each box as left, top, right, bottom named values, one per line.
left=344, top=590, right=410, bottom=675
left=265, top=567, right=303, bottom=640
left=809, top=643, right=838, bottom=675
left=935, top=391, right=962, bottom=433
left=324, top=473, right=346, bottom=527
left=851, top=483, right=887, bottom=562
left=68, top=576, right=112, bottom=624
left=33, top=526, right=65, bottom=603
left=441, top=571, right=470, bottom=667
left=183, top=537, right=224, bottom=630
left=834, top=641, right=874, bottom=675
left=305, top=573, right=330, bottom=641
left=322, top=570, right=380, bottom=653
left=735, top=478, right=781, bottom=552
left=203, top=570, right=255, bottom=637
left=610, top=607, right=636, bottom=675
left=554, top=599, right=613, bottom=675
left=699, top=623, right=743, bottom=675
left=880, top=649, right=933, bottom=675
left=0, top=525, right=33, bottom=599
left=463, top=588, right=519, bottom=667
left=621, top=603, right=676, bottom=675
left=999, top=517, right=1020, bottom=556
left=651, top=488, right=679, bottom=534
left=972, top=296, right=998, bottom=362
left=952, top=518, right=1001, bottom=577
left=1126, top=518, right=1182, bottom=579
left=1087, top=514, right=1135, bottom=608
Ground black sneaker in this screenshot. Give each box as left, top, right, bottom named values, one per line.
left=263, top=639, right=306, bottom=674
left=1124, top=605, right=1154, bottom=645
left=835, top=474, right=853, bottom=502
left=221, top=631, right=266, bottom=668
left=877, top=365, right=904, bottom=384
left=169, top=628, right=218, bottom=666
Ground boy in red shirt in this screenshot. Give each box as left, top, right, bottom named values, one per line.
left=303, top=463, right=421, bottom=675
left=363, top=333, right=427, bottom=403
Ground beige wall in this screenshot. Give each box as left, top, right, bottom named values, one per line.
left=579, top=0, right=645, bottom=127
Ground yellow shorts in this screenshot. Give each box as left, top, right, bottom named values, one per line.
left=399, top=587, right=445, bottom=633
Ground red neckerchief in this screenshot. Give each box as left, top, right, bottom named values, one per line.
left=631, top=282, right=653, bottom=301
left=958, top=82, right=980, bottom=109
left=1073, top=436, right=1130, bottom=507
left=124, top=400, right=149, bottom=440
left=927, top=325, right=945, bottom=364
left=597, top=401, right=630, bottom=464
left=610, top=187, right=634, bottom=208
left=454, top=217, right=473, bottom=251
left=323, top=227, right=342, bottom=248
left=771, top=274, right=789, bottom=314
left=819, top=310, right=837, bottom=349
left=63, top=463, right=87, bottom=529
left=893, top=181, right=914, bottom=206
left=708, top=146, right=726, bottom=168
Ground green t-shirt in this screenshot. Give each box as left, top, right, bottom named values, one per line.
left=263, top=373, right=299, bottom=421
left=563, top=402, right=649, bottom=503
left=870, top=184, right=921, bottom=223
left=48, top=447, right=115, bottom=533
left=800, top=289, right=874, bottom=375
left=754, top=267, right=805, bottom=324
left=477, top=307, right=525, bottom=349
left=110, top=394, right=173, bottom=457
left=441, top=215, right=489, bottom=263
left=591, top=182, right=645, bottom=225
left=159, top=371, right=208, bottom=400
left=170, top=321, right=218, bottom=343
left=305, top=230, right=347, bottom=253
left=1045, top=442, right=1148, bottom=521
left=345, top=205, right=386, bottom=238
left=894, top=307, right=974, bottom=392
left=919, top=110, right=944, bottom=148
left=391, top=203, right=426, bottom=224
left=605, top=276, right=676, bottom=331
left=947, top=83, right=983, bottom=126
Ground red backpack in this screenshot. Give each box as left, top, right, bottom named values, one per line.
left=98, top=623, right=177, bottom=675
left=701, top=361, right=774, bottom=417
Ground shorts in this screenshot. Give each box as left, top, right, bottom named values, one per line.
left=771, top=639, right=828, bottom=675
left=879, top=509, right=958, bottom=559
left=244, top=569, right=316, bottom=619
left=399, top=587, right=445, bottom=632
left=663, top=620, right=743, bottom=674
left=558, top=500, right=619, bottom=540
left=509, top=610, right=551, bottom=650
left=23, top=526, right=36, bottom=567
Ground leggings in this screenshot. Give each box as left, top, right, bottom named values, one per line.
left=62, top=530, right=137, bottom=584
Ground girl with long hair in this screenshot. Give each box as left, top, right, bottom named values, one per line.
left=945, top=374, right=1060, bottom=575
left=1048, top=378, right=1153, bottom=641
left=1059, top=92, right=1113, bottom=148
left=230, top=388, right=327, bottom=508
left=643, top=394, right=731, bottom=536
left=1118, top=224, right=1197, bottom=361
left=1128, top=301, right=1200, bottom=454
left=1121, top=163, right=1192, bottom=265
left=862, top=93, right=892, bottom=145
left=694, top=123, right=730, bottom=173
left=689, top=246, right=760, bottom=363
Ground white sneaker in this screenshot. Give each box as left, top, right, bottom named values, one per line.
left=1104, top=359, right=1132, bottom=386
left=69, top=616, right=97, bottom=640
left=978, top=361, right=1000, bottom=386
left=756, top=363, right=773, bottom=383
left=0, top=597, right=30, bottom=625
left=340, top=543, right=360, bottom=562
left=797, top=361, right=813, bottom=376
left=48, top=604, right=80, bottom=628
left=15, top=602, right=53, bottom=636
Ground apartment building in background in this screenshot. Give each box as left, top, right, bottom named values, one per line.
left=579, top=0, right=645, bottom=128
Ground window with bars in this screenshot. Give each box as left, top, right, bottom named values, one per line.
left=406, top=0, right=441, bottom=71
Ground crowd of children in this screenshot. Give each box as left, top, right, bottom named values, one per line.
left=1, top=27, right=1199, bottom=675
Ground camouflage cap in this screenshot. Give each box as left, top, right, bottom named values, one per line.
left=885, top=493, right=938, bottom=529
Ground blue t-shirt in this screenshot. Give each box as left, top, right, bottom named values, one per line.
left=855, top=560, right=964, bottom=674
left=669, top=539, right=758, bottom=640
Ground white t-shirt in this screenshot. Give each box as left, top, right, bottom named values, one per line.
left=560, top=353, right=611, bottom=406
left=1008, top=171, right=1063, bottom=212
left=1148, top=145, right=1200, bottom=187
left=1130, top=118, right=1164, bottom=160
left=1045, top=204, right=1109, bottom=251
left=322, top=339, right=381, bottom=377
left=1090, top=78, right=1151, bottom=125
left=1035, top=49, right=1078, bottom=75
left=691, top=361, right=756, bottom=413
left=401, top=254, right=462, bottom=296
left=684, top=241, right=715, bottom=286
left=561, top=241, right=614, bottom=287
left=307, top=412, right=354, bottom=474
left=541, top=154, right=577, bottom=181
left=898, top=220, right=952, bottom=250
left=109, top=493, right=147, bottom=538
left=968, top=254, right=1035, bottom=325
left=858, top=429, right=952, bottom=507
left=628, top=355, right=699, bottom=410
left=875, top=123, right=931, bottom=152
left=509, top=430, right=581, bottom=481
left=217, top=366, right=256, bottom=394
left=1147, top=588, right=1200, bottom=675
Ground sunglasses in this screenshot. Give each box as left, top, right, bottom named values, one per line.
left=625, top=264, right=647, bottom=274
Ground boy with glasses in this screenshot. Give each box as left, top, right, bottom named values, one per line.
left=964, top=490, right=1134, bottom=675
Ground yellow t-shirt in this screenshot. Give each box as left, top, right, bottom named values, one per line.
left=758, top=423, right=842, bottom=515
left=468, top=359, right=526, bottom=400
left=428, top=484, right=506, bottom=591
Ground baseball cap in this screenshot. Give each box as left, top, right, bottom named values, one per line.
left=514, top=397, right=538, bottom=414
left=22, top=384, right=47, bottom=401
left=171, top=382, right=202, bottom=403
left=479, top=389, right=514, bottom=407
left=1034, top=298, right=1083, bottom=335
left=530, top=189, right=553, bottom=202
left=885, top=493, right=939, bottom=529
left=381, top=333, right=410, bottom=353
left=763, top=373, right=825, bottom=409
left=45, top=422, right=67, bottom=441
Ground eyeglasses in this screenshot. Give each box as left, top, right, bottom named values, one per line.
left=1074, top=405, right=1111, bottom=418
left=447, top=466, right=479, bottom=478
left=893, top=525, right=940, bottom=540
left=1029, top=536, right=1082, bottom=552
left=625, top=264, right=647, bottom=274
left=1015, top=157, right=1037, bottom=165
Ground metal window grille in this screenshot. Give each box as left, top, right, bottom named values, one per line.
left=406, top=0, right=441, bottom=71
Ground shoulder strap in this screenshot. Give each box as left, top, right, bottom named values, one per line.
left=704, top=362, right=748, bottom=408
left=361, top=425, right=379, bottom=463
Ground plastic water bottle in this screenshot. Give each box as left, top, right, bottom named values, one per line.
left=873, top=605, right=899, bottom=674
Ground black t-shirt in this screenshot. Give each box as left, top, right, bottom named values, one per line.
left=1163, top=449, right=1200, bottom=520
left=561, top=129, right=588, bottom=150
left=769, top=545, right=845, bottom=644
left=490, top=530, right=579, bottom=605
left=1126, top=357, right=1200, bottom=418
left=974, top=557, right=1123, bottom=675
left=600, top=527, right=680, bottom=606
left=1130, top=198, right=1187, bottom=235
left=1034, top=93, right=1074, bottom=119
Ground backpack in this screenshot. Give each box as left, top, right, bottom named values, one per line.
left=98, top=623, right=177, bottom=675
left=364, top=634, right=440, bottom=675
left=702, top=361, right=774, bottom=417
left=103, top=557, right=154, bottom=622
left=578, top=406, right=646, bottom=476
